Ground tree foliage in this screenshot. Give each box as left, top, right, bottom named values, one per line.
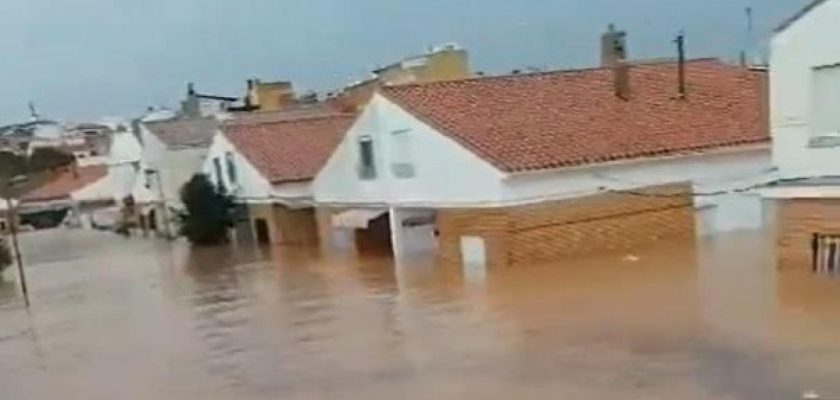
left=178, top=174, right=233, bottom=246
left=28, top=147, right=75, bottom=172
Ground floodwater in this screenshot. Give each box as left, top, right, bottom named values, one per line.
left=1, top=230, right=840, bottom=399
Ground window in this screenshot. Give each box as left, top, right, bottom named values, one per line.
left=390, top=129, right=415, bottom=178
left=358, top=136, right=376, bottom=179
left=212, top=157, right=224, bottom=188
left=225, top=151, right=237, bottom=184
left=812, top=64, right=840, bottom=138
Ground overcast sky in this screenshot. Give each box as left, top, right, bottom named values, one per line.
left=0, top=0, right=808, bottom=123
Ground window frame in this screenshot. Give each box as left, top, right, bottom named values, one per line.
left=358, top=135, right=376, bottom=180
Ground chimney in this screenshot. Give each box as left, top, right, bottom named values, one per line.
left=187, top=82, right=195, bottom=96
left=675, top=31, right=687, bottom=98
left=601, top=24, right=628, bottom=67
left=613, top=61, right=630, bottom=100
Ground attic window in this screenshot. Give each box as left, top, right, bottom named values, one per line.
left=358, top=136, right=376, bottom=180
left=390, top=129, right=415, bottom=179
left=811, top=63, right=840, bottom=145
left=225, top=151, right=237, bottom=184
left=213, top=157, right=224, bottom=189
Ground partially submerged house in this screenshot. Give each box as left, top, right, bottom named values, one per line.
left=760, top=0, right=840, bottom=268
left=314, top=58, right=771, bottom=268
left=138, top=117, right=218, bottom=236
left=20, top=165, right=112, bottom=229
left=203, top=114, right=354, bottom=245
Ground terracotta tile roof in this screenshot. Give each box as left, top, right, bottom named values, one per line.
left=382, top=58, right=768, bottom=173
left=775, top=0, right=828, bottom=33
left=22, top=165, right=107, bottom=203
left=222, top=115, right=355, bottom=184
left=144, top=117, right=218, bottom=150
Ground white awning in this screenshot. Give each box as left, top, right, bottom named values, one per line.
left=331, top=209, right=387, bottom=229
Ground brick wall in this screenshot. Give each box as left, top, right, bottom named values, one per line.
left=777, top=199, right=840, bottom=269
left=248, top=203, right=319, bottom=246
left=248, top=203, right=277, bottom=243
left=436, top=183, right=695, bottom=268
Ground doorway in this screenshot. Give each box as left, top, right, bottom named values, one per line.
left=254, top=218, right=271, bottom=245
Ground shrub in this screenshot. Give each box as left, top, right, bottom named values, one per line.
left=178, top=174, right=233, bottom=245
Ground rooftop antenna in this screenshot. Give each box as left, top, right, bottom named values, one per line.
left=28, top=101, right=40, bottom=122
left=741, top=6, right=755, bottom=66
left=674, top=31, right=687, bottom=98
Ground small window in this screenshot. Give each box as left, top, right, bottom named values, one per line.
left=225, top=151, right=237, bottom=184
left=390, top=129, right=415, bottom=178
left=212, top=157, right=224, bottom=188
left=358, top=136, right=376, bottom=179
left=812, top=64, right=840, bottom=136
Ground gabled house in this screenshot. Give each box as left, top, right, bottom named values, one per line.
left=203, top=114, right=354, bottom=245
left=20, top=165, right=112, bottom=229
left=314, top=58, right=771, bottom=268
left=138, top=117, right=218, bottom=236
left=761, top=0, right=840, bottom=268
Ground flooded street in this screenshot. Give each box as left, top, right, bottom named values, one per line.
left=1, top=230, right=840, bottom=399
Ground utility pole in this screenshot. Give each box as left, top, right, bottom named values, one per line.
left=4, top=175, right=29, bottom=308
left=147, top=169, right=174, bottom=240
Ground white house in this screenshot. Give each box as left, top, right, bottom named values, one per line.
left=762, top=0, right=840, bottom=268
left=203, top=114, right=353, bottom=245
left=20, top=165, right=113, bottom=229
left=314, top=58, right=771, bottom=268
left=138, top=117, right=218, bottom=236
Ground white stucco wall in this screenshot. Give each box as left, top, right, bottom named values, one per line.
left=504, top=148, right=773, bottom=235
left=314, top=94, right=504, bottom=205
left=160, top=148, right=206, bottom=207
left=108, top=130, right=144, bottom=201
left=771, top=0, right=840, bottom=178
left=139, top=123, right=210, bottom=207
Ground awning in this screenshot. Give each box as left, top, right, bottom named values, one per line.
left=332, top=209, right=387, bottom=229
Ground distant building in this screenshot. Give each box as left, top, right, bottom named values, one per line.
left=19, top=165, right=113, bottom=229
left=137, top=117, right=219, bottom=236
left=181, top=83, right=240, bottom=118
left=246, top=79, right=296, bottom=112
left=335, top=43, right=471, bottom=112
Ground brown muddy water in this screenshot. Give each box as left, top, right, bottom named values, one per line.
left=1, top=229, right=839, bottom=399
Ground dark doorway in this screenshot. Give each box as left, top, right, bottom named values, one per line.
left=254, top=218, right=271, bottom=245
left=148, top=209, right=158, bottom=231
left=354, top=213, right=392, bottom=256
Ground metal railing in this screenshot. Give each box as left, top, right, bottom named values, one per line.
left=812, top=233, right=840, bottom=274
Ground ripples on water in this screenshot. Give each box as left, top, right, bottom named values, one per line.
left=1, top=229, right=840, bottom=399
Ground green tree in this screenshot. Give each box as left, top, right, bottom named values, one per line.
left=0, top=152, right=28, bottom=196
left=28, top=147, right=75, bottom=172
left=178, top=174, right=234, bottom=245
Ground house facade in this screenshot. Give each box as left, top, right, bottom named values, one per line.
left=315, top=59, right=771, bottom=268
left=20, top=165, right=112, bottom=229
left=762, top=0, right=840, bottom=268
left=203, top=114, right=353, bottom=246
left=138, top=117, right=218, bottom=236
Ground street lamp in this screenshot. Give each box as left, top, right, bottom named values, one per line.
left=144, top=168, right=174, bottom=240
left=4, top=175, right=29, bottom=307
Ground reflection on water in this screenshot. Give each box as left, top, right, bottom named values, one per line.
left=2, top=229, right=840, bottom=398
